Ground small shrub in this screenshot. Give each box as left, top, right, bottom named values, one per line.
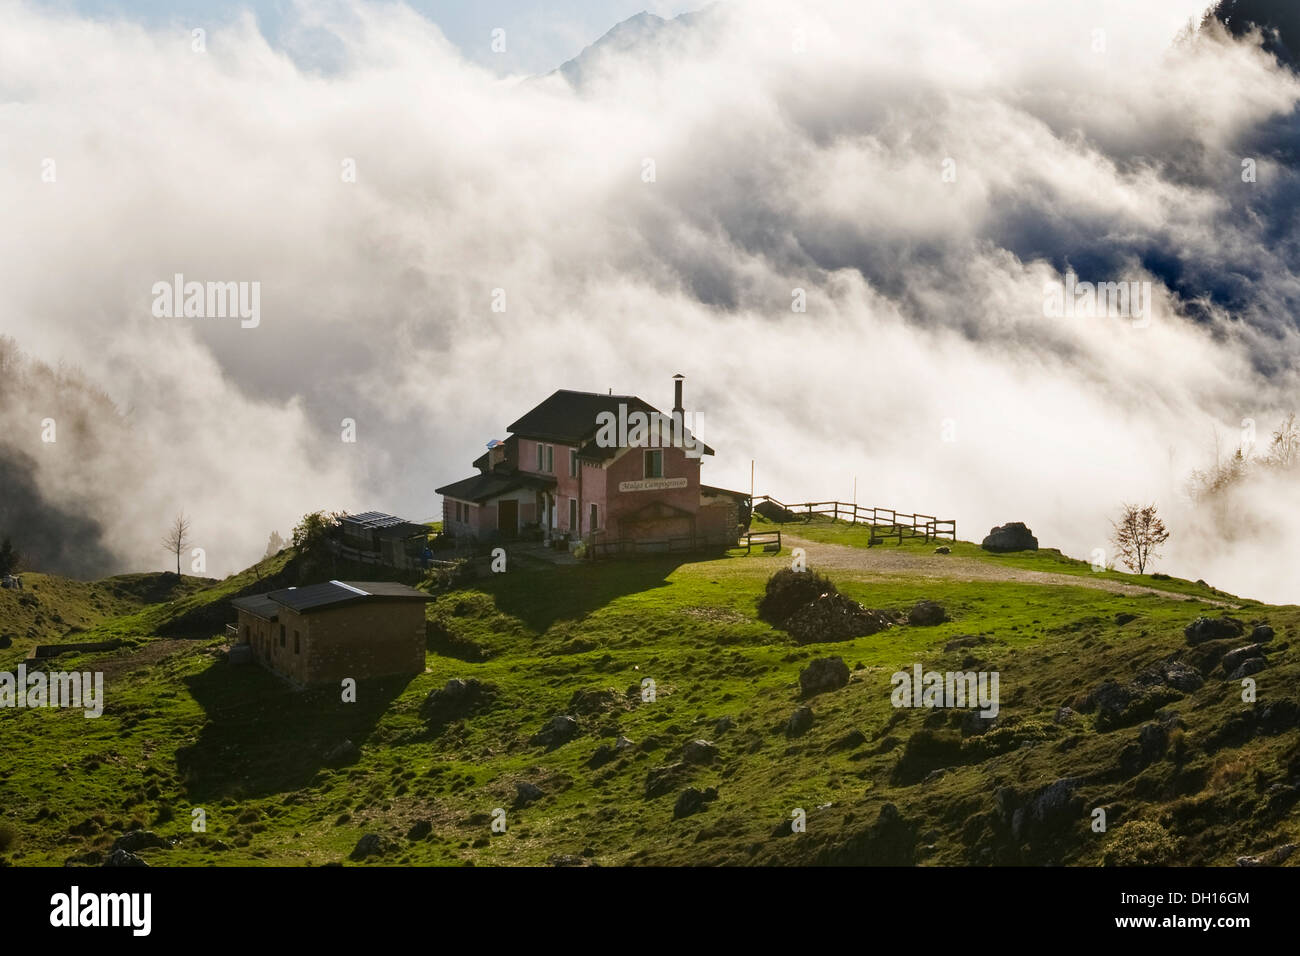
left=757, top=568, right=838, bottom=626
left=1102, top=820, right=1178, bottom=866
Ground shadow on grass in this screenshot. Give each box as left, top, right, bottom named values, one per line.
left=175, top=658, right=413, bottom=803
left=470, top=555, right=691, bottom=633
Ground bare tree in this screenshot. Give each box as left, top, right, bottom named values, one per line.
left=1266, top=412, right=1299, bottom=468
left=1110, top=503, right=1170, bottom=575
left=162, top=513, right=192, bottom=576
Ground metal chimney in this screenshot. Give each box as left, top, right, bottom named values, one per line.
left=672, top=373, right=684, bottom=414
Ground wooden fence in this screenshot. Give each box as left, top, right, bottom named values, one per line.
left=752, top=495, right=956, bottom=545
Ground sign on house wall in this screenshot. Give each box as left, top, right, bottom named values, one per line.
left=619, top=477, right=689, bottom=492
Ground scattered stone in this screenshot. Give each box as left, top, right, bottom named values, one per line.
left=111, top=830, right=167, bottom=854
left=799, top=656, right=850, bottom=698
left=980, top=522, right=1039, bottom=553
left=908, top=601, right=948, bottom=626
left=785, top=706, right=814, bottom=738
left=644, top=763, right=690, bottom=799
left=713, top=715, right=735, bottom=736
left=1133, top=659, right=1203, bottom=693
left=530, top=715, right=579, bottom=749
left=323, top=739, right=360, bottom=767
left=1236, top=844, right=1297, bottom=867
left=349, top=833, right=389, bottom=861
left=587, top=743, right=617, bottom=769
left=682, top=739, right=718, bottom=765
left=673, top=786, right=719, bottom=820
left=933, top=546, right=951, bottom=555
left=407, top=820, right=432, bottom=841
left=1228, top=657, right=1268, bottom=681
left=1222, top=644, right=1267, bottom=674
left=614, top=735, right=635, bottom=751
left=785, top=593, right=895, bottom=644
left=1054, top=706, right=1076, bottom=724
left=513, top=781, right=545, bottom=808
left=1251, top=624, right=1275, bottom=643
left=1184, top=616, right=1245, bottom=645
left=923, top=768, right=947, bottom=784
left=102, top=849, right=148, bottom=867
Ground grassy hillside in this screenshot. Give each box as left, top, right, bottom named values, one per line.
left=0, top=536, right=1297, bottom=867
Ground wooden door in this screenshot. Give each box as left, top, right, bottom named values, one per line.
left=498, top=499, right=518, bottom=538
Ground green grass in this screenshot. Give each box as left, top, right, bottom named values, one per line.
left=0, top=543, right=1296, bottom=867
left=762, top=514, right=1246, bottom=602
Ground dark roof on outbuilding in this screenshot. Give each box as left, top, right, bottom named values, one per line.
left=435, top=468, right=554, bottom=503
left=234, top=580, right=432, bottom=617
left=230, top=593, right=282, bottom=621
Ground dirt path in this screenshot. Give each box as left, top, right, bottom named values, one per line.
left=782, top=534, right=1236, bottom=606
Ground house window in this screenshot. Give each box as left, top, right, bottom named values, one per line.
left=279, top=624, right=286, bottom=647
left=536, top=443, right=543, bottom=471
left=545, top=445, right=554, bottom=473
left=569, top=497, right=578, bottom=531
left=644, top=449, right=663, bottom=478
left=589, top=503, right=599, bottom=531
left=569, top=448, right=578, bottom=477
left=294, top=631, right=300, bottom=654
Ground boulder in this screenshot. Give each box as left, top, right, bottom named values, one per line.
left=672, top=787, right=719, bottom=820
left=102, top=849, right=148, bottom=867
left=682, top=739, right=718, bottom=765
left=785, top=706, right=814, bottom=738
left=111, top=830, right=167, bottom=854
left=799, top=657, right=850, bottom=698
left=530, top=715, right=579, bottom=749
left=980, top=522, right=1039, bottom=553
left=1252, top=624, right=1275, bottom=643
left=1228, top=657, right=1268, bottom=681
left=1184, top=616, right=1244, bottom=645
left=908, top=601, right=949, bottom=626
left=349, top=833, right=389, bottom=861
left=586, top=743, right=617, bottom=769
left=1222, top=644, right=1266, bottom=675
left=406, top=820, right=432, bottom=841
left=513, top=781, right=545, bottom=808
left=644, top=763, right=690, bottom=799
left=1133, top=659, right=1203, bottom=693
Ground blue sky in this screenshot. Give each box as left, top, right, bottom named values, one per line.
left=27, top=0, right=705, bottom=73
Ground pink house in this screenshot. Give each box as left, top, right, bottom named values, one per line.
left=435, top=375, right=748, bottom=555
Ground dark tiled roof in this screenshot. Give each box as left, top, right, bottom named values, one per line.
left=435, top=469, right=554, bottom=503
left=230, top=593, right=281, bottom=620
left=249, top=580, right=432, bottom=614
left=508, top=389, right=715, bottom=456
left=701, top=484, right=749, bottom=499
left=508, top=390, right=658, bottom=443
